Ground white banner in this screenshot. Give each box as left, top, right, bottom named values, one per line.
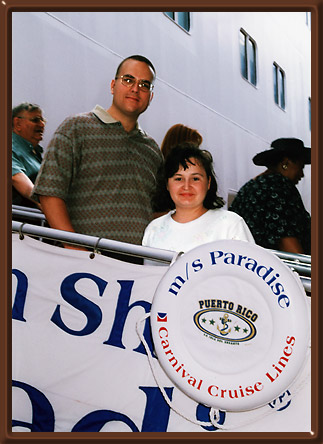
left=12, top=234, right=311, bottom=432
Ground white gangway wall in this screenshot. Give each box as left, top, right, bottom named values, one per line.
left=12, top=11, right=311, bottom=213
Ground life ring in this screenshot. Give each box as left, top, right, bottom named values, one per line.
left=150, top=240, right=310, bottom=412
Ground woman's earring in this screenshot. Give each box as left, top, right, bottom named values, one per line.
left=282, top=164, right=288, bottom=170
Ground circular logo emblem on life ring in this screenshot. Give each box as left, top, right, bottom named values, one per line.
left=194, top=308, right=257, bottom=342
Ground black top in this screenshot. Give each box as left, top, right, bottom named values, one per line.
left=229, top=173, right=311, bottom=254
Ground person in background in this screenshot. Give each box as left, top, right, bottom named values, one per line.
left=12, top=102, right=46, bottom=208
left=142, top=143, right=254, bottom=255
left=229, top=138, right=311, bottom=254
left=32, top=55, right=162, bottom=261
left=160, top=123, right=203, bottom=158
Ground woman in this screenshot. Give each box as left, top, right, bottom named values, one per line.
left=154, top=124, right=204, bottom=219
left=142, top=143, right=254, bottom=254
left=229, top=138, right=311, bottom=254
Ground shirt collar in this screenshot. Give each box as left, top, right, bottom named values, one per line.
left=92, top=104, right=141, bottom=132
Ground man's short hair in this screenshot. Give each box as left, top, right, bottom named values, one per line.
left=12, top=102, right=42, bottom=124
left=115, top=55, right=156, bottom=81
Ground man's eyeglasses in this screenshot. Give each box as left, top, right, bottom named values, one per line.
left=115, top=75, right=154, bottom=93
left=16, top=116, right=47, bottom=124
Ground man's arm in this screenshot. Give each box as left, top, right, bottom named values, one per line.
left=12, top=172, right=41, bottom=209
left=39, top=195, right=86, bottom=250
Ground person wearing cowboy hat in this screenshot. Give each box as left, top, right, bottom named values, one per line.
left=229, top=138, right=311, bottom=254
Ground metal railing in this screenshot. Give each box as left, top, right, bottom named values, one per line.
left=12, top=205, right=311, bottom=293
left=12, top=220, right=177, bottom=264
left=12, top=204, right=47, bottom=223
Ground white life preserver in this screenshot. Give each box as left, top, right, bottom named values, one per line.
left=150, top=240, right=310, bottom=412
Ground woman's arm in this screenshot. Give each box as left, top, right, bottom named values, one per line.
left=277, top=236, right=304, bottom=254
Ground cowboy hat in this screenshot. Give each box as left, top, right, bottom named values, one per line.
left=253, top=138, right=311, bottom=166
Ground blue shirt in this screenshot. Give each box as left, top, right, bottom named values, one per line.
left=12, top=132, right=43, bottom=205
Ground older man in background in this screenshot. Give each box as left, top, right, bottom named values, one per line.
left=12, top=102, right=46, bottom=208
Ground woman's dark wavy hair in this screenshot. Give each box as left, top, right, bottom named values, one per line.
left=151, top=142, right=225, bottom=212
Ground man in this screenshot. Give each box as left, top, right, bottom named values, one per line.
left=12, top=103, right=46, bottom=208
left=32, top=55, right=163, bottom=255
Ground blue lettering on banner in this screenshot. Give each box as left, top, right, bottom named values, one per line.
left=13, top=380, right=176, bottom=432
left=11, top=266, right=229, bottom=432
left=72, top=386, right=174, bottom=432
left=12, top=380, right=55, bottom=432
left=12, top=270, right=155, bottom=357
left=72, top=410, right=139, bottom=432
left=103, top=280, right=155, bottom=357
left=12, top=269, right=28, bottom=322
left=139, top=386, right=173, bottom=432
left=51, top=272, right=107, bottom=336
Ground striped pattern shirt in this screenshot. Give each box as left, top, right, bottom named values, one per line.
left=33, top=105, right=163, bottom=244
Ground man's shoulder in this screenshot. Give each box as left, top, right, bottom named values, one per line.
left=12, top=132, right=33, bottom=155
left=135, top=129, right=161, bottom=155
left=54, top=110, right=101, bottom=138
left=59, top=110, right=96, bottom=125
left=138, top=128, right=156, bottom=142
left=12, top=132, right=27, bottom=148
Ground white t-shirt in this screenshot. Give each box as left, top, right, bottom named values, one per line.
left=142, top=209, right=255, bottom=254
